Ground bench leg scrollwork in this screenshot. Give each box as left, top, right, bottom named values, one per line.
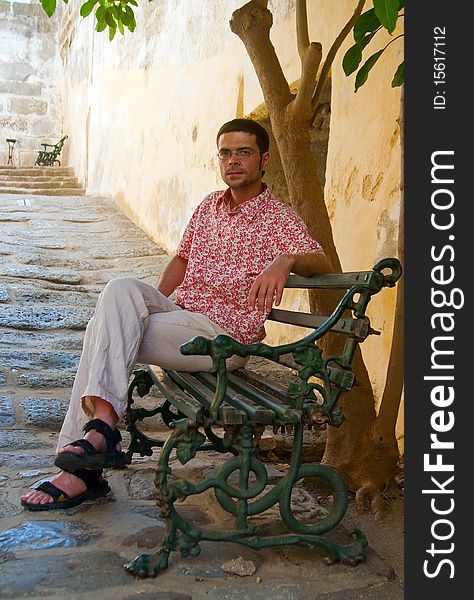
left=124, top=417, right=367, bottom=578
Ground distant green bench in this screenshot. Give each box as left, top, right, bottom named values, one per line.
left=35, top=135, right=68, bottom=167
left=123, top=258, right=402, bottom=578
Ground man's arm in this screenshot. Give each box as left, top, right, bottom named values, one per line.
left=248, top=252, right=332, bottom=314
left=157, top=254, right=188, bottom=297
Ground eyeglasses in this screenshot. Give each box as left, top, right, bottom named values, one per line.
left=217, top=148, right=261, bottom=161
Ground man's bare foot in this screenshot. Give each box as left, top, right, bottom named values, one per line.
left=20, top=470, right=86, bottom=506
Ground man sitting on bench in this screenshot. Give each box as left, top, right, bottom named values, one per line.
left=20, top=118, right=331, bottom=510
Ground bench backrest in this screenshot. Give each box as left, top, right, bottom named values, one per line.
left=48, top=135, right=68, bottom=157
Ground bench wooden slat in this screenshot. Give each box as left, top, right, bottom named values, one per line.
left=268, top=309, right=369, bottom=338
left=285, top=270, right=384, bottom=291
left=166, top=371, right=214, bottom=409
left=167, top=370, right=244, bottom=424
left=195, top=372, right=275, bottom=425
left=232, top=367, right=290, bottom=402
left=146, top=367, right=206, bottom=422
left=237, top=360, right=351, bottom=395
left=226, top=371, right=300, bottom=423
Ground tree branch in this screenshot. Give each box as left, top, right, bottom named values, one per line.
left=230, top=1, right=293, bottom=112
left=311, top=0, right=366, bottom=123
left=293, top=42, right=322, bottom=119
left=296, top=0, right=310, bottom=62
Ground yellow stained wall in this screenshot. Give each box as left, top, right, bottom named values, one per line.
left=60, top=1, right=403, bottom=448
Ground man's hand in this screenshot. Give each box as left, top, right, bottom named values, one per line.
left=248, top=252, right=332, bottom=314
left=248, top=255, right=293, bottom=314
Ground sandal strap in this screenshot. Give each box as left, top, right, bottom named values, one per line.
left=35, top=481, right=70, bottom=502
left=83, top=418, right=122, bottom=454
left=69, top=439, right=97, bottom=456
left=73, top=469, right=104, bottom=489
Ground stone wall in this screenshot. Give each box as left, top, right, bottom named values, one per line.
left=0, top=1, right=63, bottom=166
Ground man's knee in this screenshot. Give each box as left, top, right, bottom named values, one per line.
left=101, top=277, right=141, bottom=299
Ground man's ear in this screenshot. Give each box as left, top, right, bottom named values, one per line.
left=261, top=151, right=270, bottom=170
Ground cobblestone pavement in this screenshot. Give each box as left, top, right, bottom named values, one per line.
left=0, top=193, right=404, bottom=599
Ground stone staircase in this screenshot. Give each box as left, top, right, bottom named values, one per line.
left=0, top=166, right=85, bottom=196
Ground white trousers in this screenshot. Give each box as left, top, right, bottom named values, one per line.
left=58, top=277, right=246, bottom=449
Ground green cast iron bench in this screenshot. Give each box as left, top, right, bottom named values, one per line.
left=123, top=257, right=402, bottom=578
left=34, top=135, right=68, bottom=167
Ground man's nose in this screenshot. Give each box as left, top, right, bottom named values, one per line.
left=228, top=152, right=242, bottom=163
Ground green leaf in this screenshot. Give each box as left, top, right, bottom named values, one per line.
left=96, top=7, right=107, bottom=33
left=343, top=44, right=363, bottom=76
left=391, top=61, right=404, bottom=87
left=342, top=33, right=376, bottom=76
left=96, top=5, right=105, bottom=22
left=354, top=9, right=381, bottom=42
left=105, top=10, right=116, bottom=28
left=355, top=49, right=384, bottom=92
left=373, top=0, right=400, bottom=34
left=109, top=25, right=116, bottom=41
left=80, top=1, right=95, bottom=18
left=117, top=19, right=124, bottom=35
left=122, top=6, right=136, bottom=32
left=120, top=8, right=130, bottom=26
left=40, top=0, right=57, bottom=17
left=128, top=0, right=138, bottom=5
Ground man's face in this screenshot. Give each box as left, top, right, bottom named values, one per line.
left=217, top=131, right=270, bottom=190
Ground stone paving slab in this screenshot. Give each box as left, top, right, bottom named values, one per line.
left=0, top=264, right=82, bottom=284
left=9, top=288, right=97, bottom=307
left=0, top=397, right=14, bottom=426
left=20, top=397, right=70, bottom=429
left=0, top=284, right=10, bottom=302
left=0, top=329, right=84, bottom=351
left=0, top=193, right=404, bottom=599
left=0, top=551, right=132, bottom=598
left=0, top=304, right=94, bottom=329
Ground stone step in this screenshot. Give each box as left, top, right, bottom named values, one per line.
left=0, top=167, right=75, bottom=177
left=0, top=187, right=86, bottom=196
left=0, top=179, right=83, bottom=190
left=0, top=165, right=83, bottom=196
left=0, top=174, right=79, bottom=183
left=0, top=174, right=75, bottom=181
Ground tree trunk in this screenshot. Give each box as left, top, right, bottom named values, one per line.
left=231, top=0, right=401, bottom=505
left=370, top=90, right=405, bottom=497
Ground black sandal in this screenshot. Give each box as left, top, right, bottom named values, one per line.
left=21, top=469, right=111, bottom=511
left=54, top=419, right=129, bottom=471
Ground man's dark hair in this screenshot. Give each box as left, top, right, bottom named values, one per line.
left=216, top=118, right=270, bottom=153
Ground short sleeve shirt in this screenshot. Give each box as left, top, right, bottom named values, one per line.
left=175, top=185, right=324, bottom=344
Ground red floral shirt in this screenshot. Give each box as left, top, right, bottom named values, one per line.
left=175, top=185, right=324, bottom=344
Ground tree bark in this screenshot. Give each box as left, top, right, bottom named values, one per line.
left=373, top=90, right=404, bottom=457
